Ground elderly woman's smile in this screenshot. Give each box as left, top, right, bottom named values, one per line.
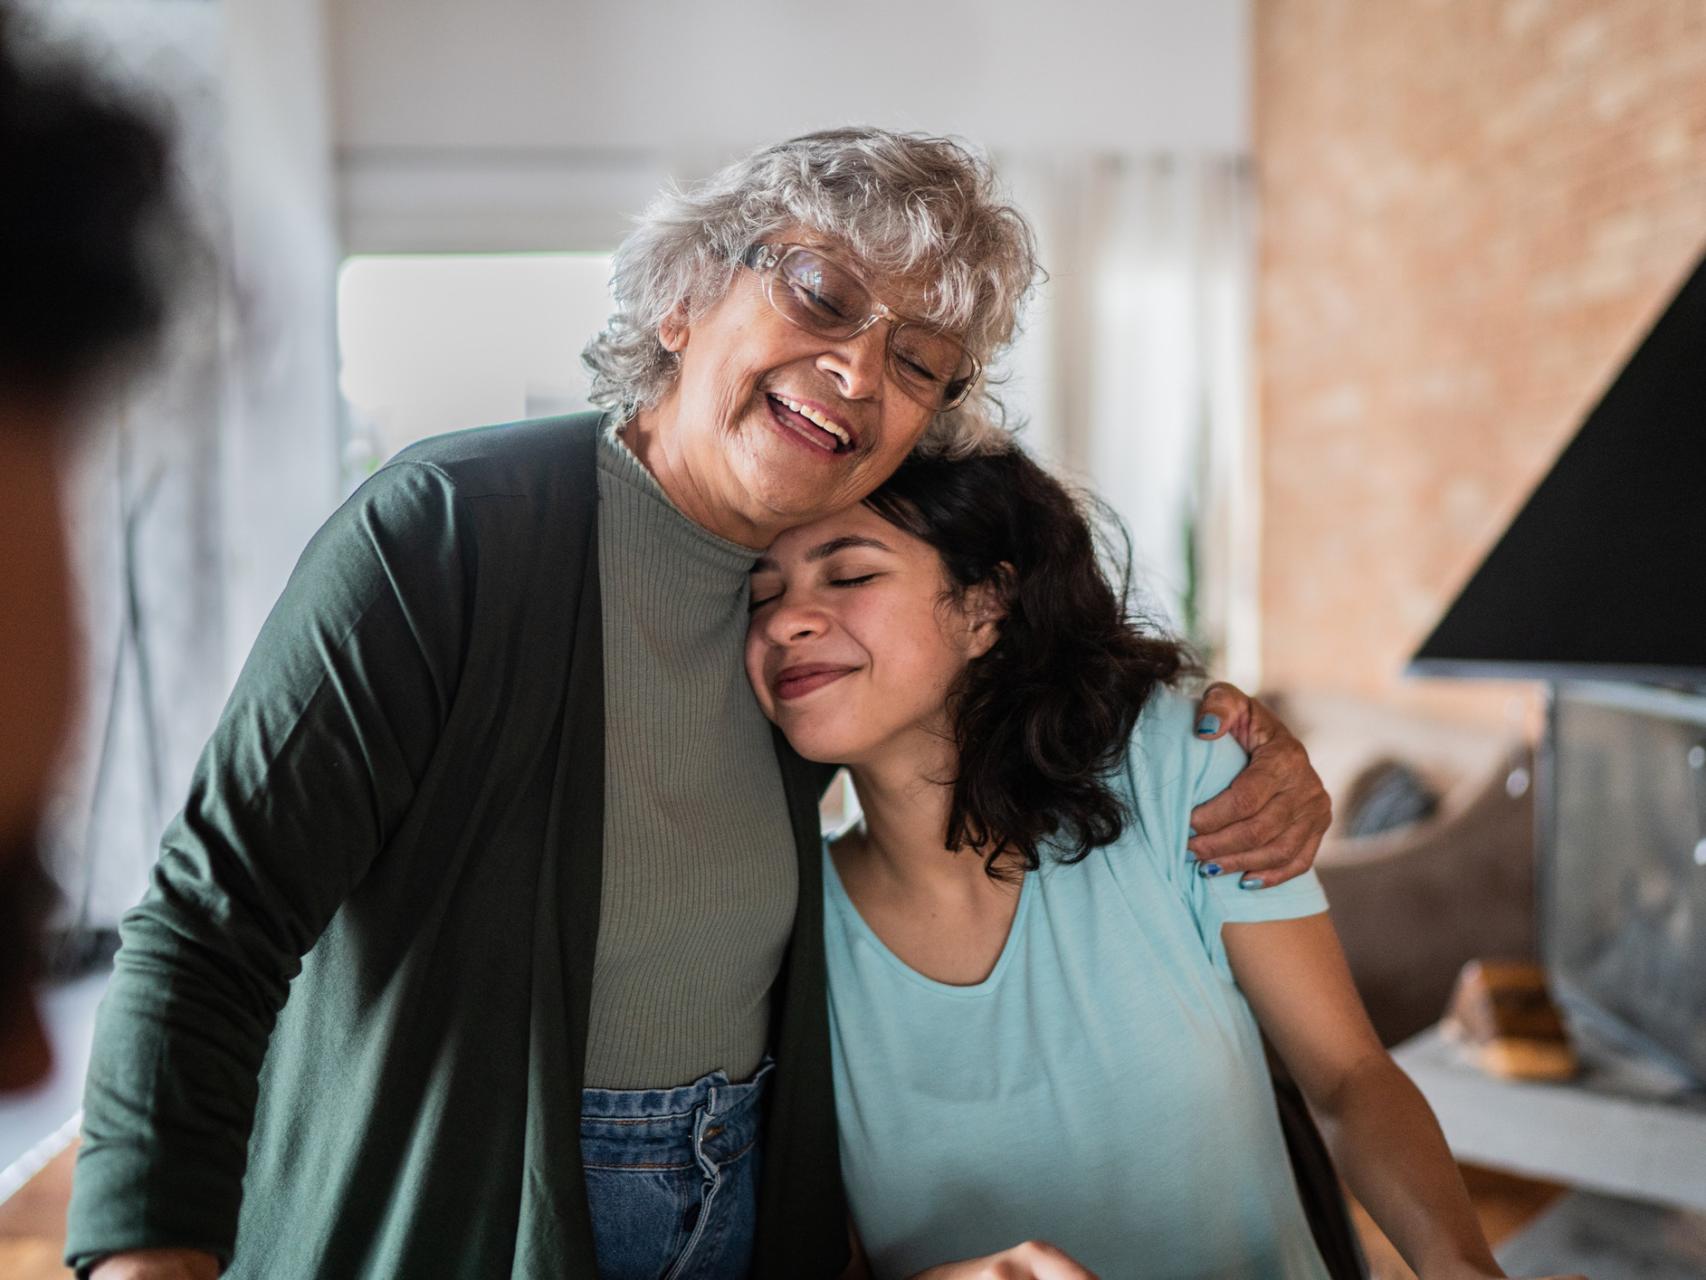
left=764, top=391, right=855, bottom=454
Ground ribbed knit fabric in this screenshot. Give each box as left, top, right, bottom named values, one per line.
left=583, top=425, right=799, bottom=1088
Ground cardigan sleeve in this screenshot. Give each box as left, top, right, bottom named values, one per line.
left=65, top=459, right=479, bottom=1269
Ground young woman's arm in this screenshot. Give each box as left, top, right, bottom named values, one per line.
left=1225, top=916, right=1585, bottom=1280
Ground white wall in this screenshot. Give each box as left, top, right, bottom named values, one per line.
left=332, top=0, right=1248, bottom=153
left=330, top=0, right=1250, bottom=251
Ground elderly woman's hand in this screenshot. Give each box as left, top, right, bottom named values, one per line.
left=1185, top=682, right=1331, bottom=889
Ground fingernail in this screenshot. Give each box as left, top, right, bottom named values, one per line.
left=1195, top=714, right=1221, bottom=736
left=1239, top=876, right=1264, bottom=891
left=1197, top=862, right=1223, bottom=878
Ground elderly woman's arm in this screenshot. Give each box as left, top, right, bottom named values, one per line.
left=69, top=461, right=477, bottom=1277
left=1186, top=682, right=1332, bottom=889
left=1226, top=916, right=1587, bottom=1280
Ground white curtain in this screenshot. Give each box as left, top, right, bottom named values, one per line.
left=998, top=153, right=1258, bottom=683
left=26, top=0, right=342, bottom=928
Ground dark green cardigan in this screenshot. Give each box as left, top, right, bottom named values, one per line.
left=65, top=412, right=848, bottom=1278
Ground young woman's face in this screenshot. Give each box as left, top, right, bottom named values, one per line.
left=745, top=504, right=997, bottom=767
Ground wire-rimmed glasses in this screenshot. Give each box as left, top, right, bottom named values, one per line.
left=742, top=243, right=981, bottom=412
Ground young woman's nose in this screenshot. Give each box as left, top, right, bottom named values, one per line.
left=764, top=598, right=830, bottom=645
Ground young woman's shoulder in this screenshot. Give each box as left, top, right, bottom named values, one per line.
left=1084, top=686, right=1246, bottom=897
left=1104, top=687, right=1326, bottom=972
left=1123, top=685, right=1249, bottom=827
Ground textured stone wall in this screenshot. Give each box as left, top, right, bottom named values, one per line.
left=1254, top=0, right=1706, bottom=724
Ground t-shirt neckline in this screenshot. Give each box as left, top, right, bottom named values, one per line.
left=822, top=842, right=1035, bottom=998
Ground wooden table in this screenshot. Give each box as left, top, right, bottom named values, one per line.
left=0, top=1139, right=75, bottom=1279
left=1393, top=1020, right=1706, bottom=1274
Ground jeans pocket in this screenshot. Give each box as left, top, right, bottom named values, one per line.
left=584, top=1162, right=703, bottom=1280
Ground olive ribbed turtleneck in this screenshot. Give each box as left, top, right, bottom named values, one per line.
left=584, top=425, right=799, bottom=1088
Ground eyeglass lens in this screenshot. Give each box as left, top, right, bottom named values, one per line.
left=772, top=249, right=975, bottom=408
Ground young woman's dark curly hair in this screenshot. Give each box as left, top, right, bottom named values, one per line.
left=863, top=441, right=1200, bottom=881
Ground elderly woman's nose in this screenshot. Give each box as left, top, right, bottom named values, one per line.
left=815, top=327, right=888, bottom=399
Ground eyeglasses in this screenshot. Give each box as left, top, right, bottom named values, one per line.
left=741, top=243, right=981, bottom=412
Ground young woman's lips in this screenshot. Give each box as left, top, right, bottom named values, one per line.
left=775, top=664, right=856, bottom=701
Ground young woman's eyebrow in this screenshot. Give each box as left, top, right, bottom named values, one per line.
left=751, top=534, right=894, bottom=574
left=806, top=534, right=894, bottom=561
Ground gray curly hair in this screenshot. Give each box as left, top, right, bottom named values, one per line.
left=582, top=127, right=1041, bottom=457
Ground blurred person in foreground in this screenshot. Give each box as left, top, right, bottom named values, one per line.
left=0, top=8, right=176, bottom=1094
left=67, top=126, right=1333, bottom=1280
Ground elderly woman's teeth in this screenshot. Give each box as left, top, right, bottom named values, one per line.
left=777, top=395, right=851, bottom=447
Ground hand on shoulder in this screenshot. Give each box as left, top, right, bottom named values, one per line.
left=1186, top=680, right=1331, bottom=889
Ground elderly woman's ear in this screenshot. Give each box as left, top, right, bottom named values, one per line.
left=658, top=306, right=689, bottom=353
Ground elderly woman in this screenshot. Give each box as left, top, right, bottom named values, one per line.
left=66, top=129, right=1329, bottom=1280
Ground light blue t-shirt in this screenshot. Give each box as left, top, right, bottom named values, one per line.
left=824, top=688, right=1333, bottom=1280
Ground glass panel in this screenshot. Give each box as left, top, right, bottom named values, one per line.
left=1547, top=683, right=1706, bottom=1083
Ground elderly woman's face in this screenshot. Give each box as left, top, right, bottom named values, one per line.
left=658, top=234, right=945, bottom=540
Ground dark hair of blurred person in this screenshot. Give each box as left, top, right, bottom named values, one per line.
left=0, top=6, right=178, bottom=1091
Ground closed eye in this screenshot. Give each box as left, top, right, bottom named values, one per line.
left=896, top=354, right=943, bottom=383
left=791, top=282, right=851, bottom=323
left=748, top=572, right=881, bottom=613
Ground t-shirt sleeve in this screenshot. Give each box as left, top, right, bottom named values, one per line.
left=1122, top=687, right=1328, bottom=979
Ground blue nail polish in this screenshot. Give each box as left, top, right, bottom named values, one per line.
left=1195, top=714, right=1221, bottom=736
left=1239, top=876, right=1264, bottom=891
left=1198, top=862, right=1223, bottom=878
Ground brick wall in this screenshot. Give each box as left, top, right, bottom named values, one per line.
left=1254, top=0, right=1706, bottom=725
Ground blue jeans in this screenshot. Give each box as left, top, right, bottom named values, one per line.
left=581, top=1059, right=771, bottom=1280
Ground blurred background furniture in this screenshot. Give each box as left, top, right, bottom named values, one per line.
left=1263, top=691, right=1536, bottom=1047
left=1392, top=994, right=1706, bottom=1277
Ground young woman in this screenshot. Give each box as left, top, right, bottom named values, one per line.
left=745, top=444, right=1586, bottom=1280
